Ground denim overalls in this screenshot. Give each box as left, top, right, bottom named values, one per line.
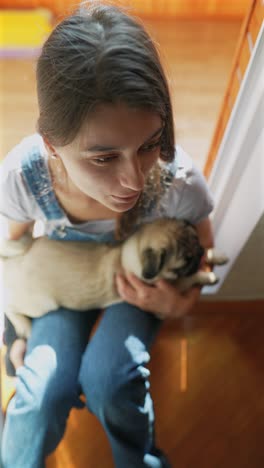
left=1, top=146, right=172, bottom=468
left=21, top=144, right=119, bottom=243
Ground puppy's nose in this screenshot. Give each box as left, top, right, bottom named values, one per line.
left=142, top=270, right=157, bottom=280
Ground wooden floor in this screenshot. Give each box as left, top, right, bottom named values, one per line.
left=3, top=17, right=264, bottom=468
left=44, top=302, right=264, bottom=468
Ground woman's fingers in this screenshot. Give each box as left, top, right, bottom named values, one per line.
left=116, top=272, right=201, bottom=319
left=9, top=338, right=27, bottom=370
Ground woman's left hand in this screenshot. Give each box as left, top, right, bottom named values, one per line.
left=115, top=272, right=201, bottom=320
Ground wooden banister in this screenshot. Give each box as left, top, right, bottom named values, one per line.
left=204, top=0, right=264, bottom=178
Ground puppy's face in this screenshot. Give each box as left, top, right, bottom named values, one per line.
left=137, top=219, right=204, bottom=281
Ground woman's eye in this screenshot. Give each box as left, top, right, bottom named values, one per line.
left=89, top=138, right=162, bottom=165
left=141, top=139, right=162, bottom=152
left=93, top=155, right=118, bottom=164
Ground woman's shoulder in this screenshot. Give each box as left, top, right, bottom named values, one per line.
left=160, top=145, right=214, bottom=224
left=0, top=134, right=46, bottom=223
left=160, top=145, right=196, bottom=184
left=163, top=144, right=207, bottom=187
left=173, top=145, right=195, bottom=178
left=1, top=133, right=46, bottom=176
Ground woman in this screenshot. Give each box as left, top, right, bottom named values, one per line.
left=0, top=2, right=214, bottom=467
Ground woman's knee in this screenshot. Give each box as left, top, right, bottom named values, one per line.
left=79, top=339, right=151, bottom=416
left=14, top=344, right=81, bottom=416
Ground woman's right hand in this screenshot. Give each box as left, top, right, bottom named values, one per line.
left=9, top=339, right=27, bottom=371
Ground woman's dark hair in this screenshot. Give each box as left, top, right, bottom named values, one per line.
left=36, top=0, right=175, bottom=239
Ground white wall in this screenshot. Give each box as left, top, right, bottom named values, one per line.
left=203, top=23, right=264, bottom=297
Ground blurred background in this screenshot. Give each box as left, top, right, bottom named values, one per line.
left=0, top=0, right=249, bottom=170
left=1, top=1, right=263, bottom=467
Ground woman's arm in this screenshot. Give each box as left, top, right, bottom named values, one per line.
left=195, top=217, right=214, bottom=250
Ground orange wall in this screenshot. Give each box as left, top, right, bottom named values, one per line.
left=0, top=0, right=252, bottom=19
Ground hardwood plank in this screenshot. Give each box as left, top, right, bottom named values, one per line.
left=45, top=301, right=264, bottom=467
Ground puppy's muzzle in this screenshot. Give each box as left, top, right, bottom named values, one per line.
left=142, top=248, right=167, bottom=280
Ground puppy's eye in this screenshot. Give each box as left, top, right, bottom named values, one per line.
left=159, top=248, right=167, bottom=271
left=142, top=248, right=167, bottom=280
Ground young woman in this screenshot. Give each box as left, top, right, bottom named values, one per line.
left=0, top=2, right=214, bottom=467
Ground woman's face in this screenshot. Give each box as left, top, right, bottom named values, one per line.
left=51, top=102, right=163, bottom=212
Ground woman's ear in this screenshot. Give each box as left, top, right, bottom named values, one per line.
left=42, top=136, right=58, bottom=159
left=41, top=135, right=67, bottom=188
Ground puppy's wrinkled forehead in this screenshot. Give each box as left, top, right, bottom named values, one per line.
left=138, top=218, right=197, bottom=251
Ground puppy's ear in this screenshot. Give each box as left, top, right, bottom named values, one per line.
left=142, top=248, right=167, bottom=280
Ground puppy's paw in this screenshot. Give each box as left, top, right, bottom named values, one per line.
left=177, top=271, right=219, bottom=291
left=19, top=322, right=32, bottom=339
left=193, top=271, right=219, bottom=287
left=0, top=234, right=32, bottom=258
left=206, top=249, right=229, bottom=266
left=207, top=271, right=219, bottom=285
left=13, top=316, right=32, bottom=340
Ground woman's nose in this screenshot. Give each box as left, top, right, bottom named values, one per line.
left=120, top=156, right=145, bottom=191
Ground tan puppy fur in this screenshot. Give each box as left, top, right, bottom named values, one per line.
left=0, top=218, right=228, bottom=338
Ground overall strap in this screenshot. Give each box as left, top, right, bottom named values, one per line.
left=21, top=144, right=65, bottom=221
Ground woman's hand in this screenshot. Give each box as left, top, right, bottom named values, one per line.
left=9, top=338, right=27, bottom=370
left=115, top=217, right=214, bottom=319
left=115, top=272, right=201, bottom=320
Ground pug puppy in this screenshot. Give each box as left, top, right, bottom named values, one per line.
left=0, top=218, right=227, bottom=339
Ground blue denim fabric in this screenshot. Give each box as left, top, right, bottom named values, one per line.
left=1, top=146, right=172, bottom=467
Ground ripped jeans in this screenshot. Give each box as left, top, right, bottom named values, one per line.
left=1, top=303, right=171, bottom=468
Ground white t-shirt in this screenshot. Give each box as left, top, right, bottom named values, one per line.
left=0, top=134, right=214, bottom=237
